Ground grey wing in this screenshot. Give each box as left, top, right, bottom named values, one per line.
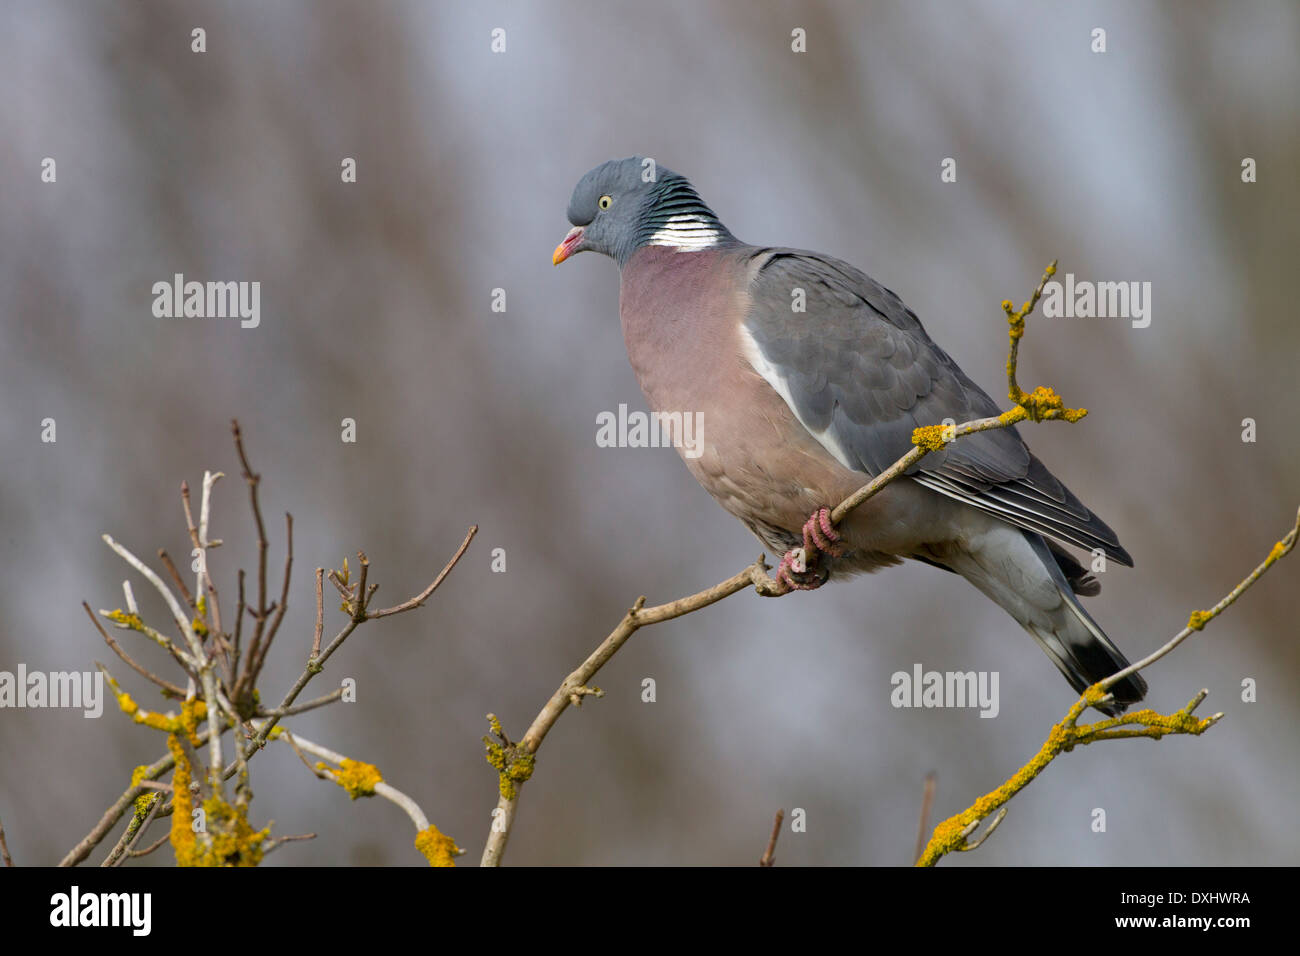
left=742, top=248, right=1132, bottom=566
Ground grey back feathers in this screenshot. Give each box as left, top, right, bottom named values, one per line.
left=742, top=249, right=1134, bottom=566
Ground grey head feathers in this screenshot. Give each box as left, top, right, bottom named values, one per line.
left=559, top=157, right=734, bottom=266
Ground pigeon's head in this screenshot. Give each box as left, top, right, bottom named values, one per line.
left=553, top=157, right=732, bottom=267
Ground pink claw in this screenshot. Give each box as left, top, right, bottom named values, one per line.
left=768, top=508, right=844, bottom=594
left=802, top=507, right=845, bottom=558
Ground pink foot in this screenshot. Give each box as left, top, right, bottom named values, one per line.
left=801, top=507, right=845, bottom=559
left=772, top=508, right=844, bottom=593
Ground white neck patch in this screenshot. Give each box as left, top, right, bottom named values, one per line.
left=646, top=214, right=722, bottom=251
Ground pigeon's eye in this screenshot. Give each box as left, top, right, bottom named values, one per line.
left=598, top=195, right=613, bottom=210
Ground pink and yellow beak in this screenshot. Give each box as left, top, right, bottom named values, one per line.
left=552, top=226, right=585, bottom=265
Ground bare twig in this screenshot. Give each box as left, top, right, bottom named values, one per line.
left=247, top=511, right=293, bottom=688
left=759, top=809, right=784, bottom=867
left=233, top=568, right=246, bottom=673
left=231, top=421, right=269, bottom=707
left=83, top=602, right=185, bottom=699
left=913, top=772, right=936, bottom=865
left=312, top=567, right=324, bottom=658
left=263, top=832, right=316, bottom=856
left=157, top=549, right=195, bottom=610
left=1100, top=505, right=1300, bottom=692
left=230, top=526, right=477, bottom=770
left=960, top=806, right=1008, bottom=852
left=256, top=687, right=344, bottom=719
left=367, top=528, right=478, bottom=619
left=126, top=832, right=171, bottom=860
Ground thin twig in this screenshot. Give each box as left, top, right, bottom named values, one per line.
left=1099, top=505, right=1300, bottom=692
left=227, top=526, right=477, bottom=774
left=367, top=527, right=478, bottom=619
left=126, top=832, right=171, bottom=859
left=263, top=833, right=316, bottom=856
left=157, top=549, right=195, bottom=610
left=312, top=567, right=324, bottom=658
left=759, top=809, right=784, bottom=867
left=256, top=687, right=344, bottom=719
left=248, top=512, right=293, bottom=686
left=480, top=564, right=770, bottom=865
left=83, top=602, right=185, bottom=698
left=231, top=420, right=269, bottom=706
left=913, top=772, right=936, bottom=865
left=233, top=568, right=246, bottom=674
left=961, top=806, right=1008, bottom=852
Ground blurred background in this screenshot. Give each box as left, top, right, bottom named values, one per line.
left=1, top=0, right=1296, bottom=867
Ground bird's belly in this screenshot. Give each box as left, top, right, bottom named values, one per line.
left=633, top=346, right=962, bottom=563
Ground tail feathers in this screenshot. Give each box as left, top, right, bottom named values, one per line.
left=1027, top=581, right=1148, bottom=716
left=943, top=527, right=1147, bottom=716
left=1019, top=531, right=1147, bottom=716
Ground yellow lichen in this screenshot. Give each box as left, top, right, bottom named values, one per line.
left=321, top=758, right=382, bottom=799
left=483, top=735, right=535, bottom=801
left=130, top=764, right=154, bottom=814
left=168, top=734, right=197, bottom=865
left=911, top=425, right=949, bottom=452
left=415, top=824, right=461, bottom=867
left=1006, top=385, right=1088, bottom=424
left=180, top=698, right=207, bottom=745
left=105, top=609, right=145, bottom=630
left=1187, top=609, right=1211, bottom=631
left=135, top=708, right=179, bottom=732
left=197, top=794, right=270, bottom=867
left=168, top=733, right=269, bottom=867
left=112, top=681, right=206, bottom=736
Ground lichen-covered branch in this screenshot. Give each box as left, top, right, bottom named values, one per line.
left=60, top=422, right=475, bottom=867
left=915, top=504, right=1300, bottom=866
left=265, top=726, right=464, bottom=866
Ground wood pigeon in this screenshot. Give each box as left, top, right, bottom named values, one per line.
left=554, top=157, right=1147, bottom=715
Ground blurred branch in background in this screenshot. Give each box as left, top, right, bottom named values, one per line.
left=56, top=421, right=476, bottom=867
left=480, top=263, right=1300, bottom=866
left=758, top=809, right=785, bottom=867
